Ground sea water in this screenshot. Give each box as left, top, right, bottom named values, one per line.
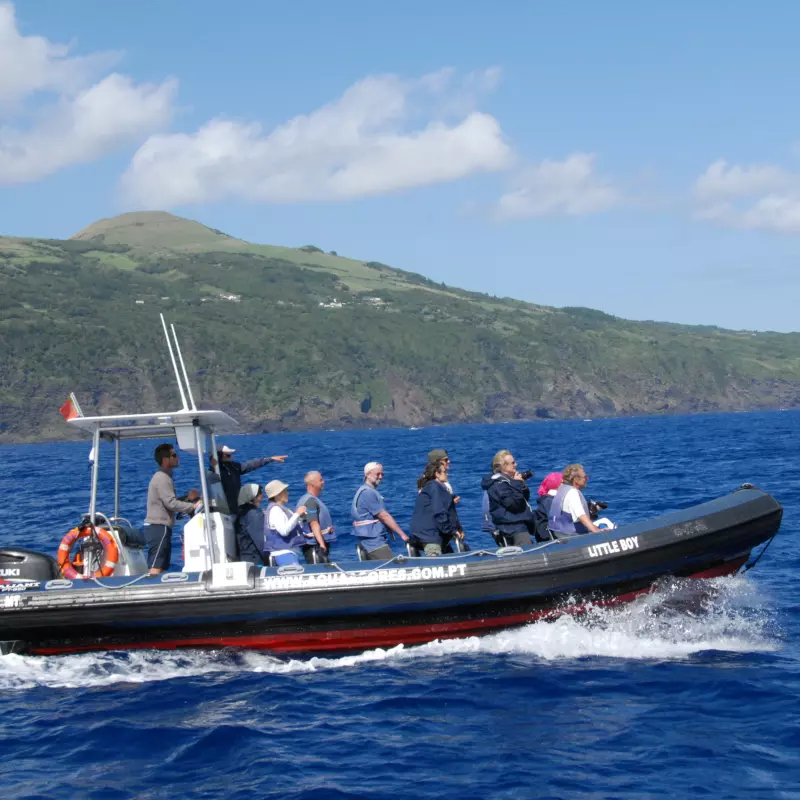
left=0, top=412, right=798, bottom=798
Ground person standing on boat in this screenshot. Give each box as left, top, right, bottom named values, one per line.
left=263, top=480, right=307, bottom=566
left=351, top=462, right=409, bottom=560
left=235, top=484, right=269, bottom=565
left=297, top=471, right=335, bottom=564
left=548, top=464, right=603, bottom=535
left=208, top=446, right=288, bottom=515
left=481, top=450, right=536, bottom=547
left=144, top=443, right=201, bottom=575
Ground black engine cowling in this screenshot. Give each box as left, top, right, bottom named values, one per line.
left=0, top=548, right=60, bottom=582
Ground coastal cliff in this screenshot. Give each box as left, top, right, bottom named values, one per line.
left=1, top=212, right=799, bottom=441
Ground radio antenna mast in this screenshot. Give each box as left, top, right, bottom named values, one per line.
left=171, top=323, right=197, bottom=411
left=160, top=313, right=189, bottom=410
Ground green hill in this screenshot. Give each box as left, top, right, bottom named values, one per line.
left=1, top=211, right=799, bottom=441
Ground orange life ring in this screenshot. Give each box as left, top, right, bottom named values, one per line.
left=58, top=526, right=119, bottom=580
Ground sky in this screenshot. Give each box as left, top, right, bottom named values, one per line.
left=2, top=0, right=799, bottom=332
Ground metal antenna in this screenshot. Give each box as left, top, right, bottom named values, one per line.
left=171, top=323, right=197, bottom=411
left=160, top=313, right=189, bottom=410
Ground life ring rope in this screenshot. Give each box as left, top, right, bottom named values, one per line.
left=58, top=526, right=119, bottom=580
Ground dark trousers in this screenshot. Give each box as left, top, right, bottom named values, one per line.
left=365, top=544, right=394, bottom=561
left=494, top=529, right=533, bottom=547
left=143, top=524, right=172, bottom=570
left=510, top=530, right=533, bottom=546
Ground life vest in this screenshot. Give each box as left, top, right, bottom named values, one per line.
left=548, top=484, right=590, bottom=534
left=481, top=491, right=495, bottom=533
left=264, top=502, right=306, bottom=552
left=297, top=492, right=336, bottom=543
left=350, top=484, right=387, bottom=540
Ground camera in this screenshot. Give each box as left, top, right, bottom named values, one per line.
left=588, top=499, right=608, bottom=520
left=518, top=470, right=534, bottom=481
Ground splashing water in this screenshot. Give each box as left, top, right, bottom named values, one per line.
left=0, top=575, right=777, bottom=692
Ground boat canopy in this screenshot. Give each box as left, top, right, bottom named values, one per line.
left=64, top=317, right=240, bottom=557
left=68, top=409, right=239, bottom=441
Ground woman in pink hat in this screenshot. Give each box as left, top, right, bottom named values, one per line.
left=533, top=472, right=563, bottom=541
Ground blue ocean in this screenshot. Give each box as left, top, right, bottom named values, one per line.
left=1, top=412, right=798, bottom=799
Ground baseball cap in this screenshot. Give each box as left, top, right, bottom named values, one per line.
left=220, top=445, right=236, bottom=454
left=363, top=461, right=382, bottom=476
left=427, top=448, right=448, bottom=463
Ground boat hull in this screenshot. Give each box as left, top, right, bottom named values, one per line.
left=0, top=488, right=782, bottom=656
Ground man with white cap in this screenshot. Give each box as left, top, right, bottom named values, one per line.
left=209, top=445, right=288, bottom=515
left=351, top=462, right=409, bottom=560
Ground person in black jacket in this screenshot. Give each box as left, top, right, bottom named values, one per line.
left=480, top=450, right=535, bottom=546
left=234, top=483, right=268, bottom=564
left=411, top=461, right=465, bottom=556
left=209, top=445, right=287, bottom=515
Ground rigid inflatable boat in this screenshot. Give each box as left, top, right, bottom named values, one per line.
left=0, top=321, right=783, bottom=657
left=0, top=485, right=782, bottom=656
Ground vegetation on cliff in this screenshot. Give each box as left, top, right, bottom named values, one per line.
left=1, top=211, right=799, bottom=441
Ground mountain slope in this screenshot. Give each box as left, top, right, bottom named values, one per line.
left=1, top=212, right=799, bottom=441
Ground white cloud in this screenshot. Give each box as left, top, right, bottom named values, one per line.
left=0, top=2, right=117, bottom=110
left=0, top=2, right=175, bottom=184
left=693, top=158, right=800, bottom=233
left=1, top=74, right=175, bottom=183
left=494, top=153, right=621, bottom=219
left=121, top=69, right=512, bottom=207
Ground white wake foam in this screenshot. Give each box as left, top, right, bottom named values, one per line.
left=0, top=576, right=778, bottom=691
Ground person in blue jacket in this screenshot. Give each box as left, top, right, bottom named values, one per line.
left=234, top=483, right=268, bottom=564
left=480, top=449, right=535, bottom=547
left=410, top=461, right=465, bottom=555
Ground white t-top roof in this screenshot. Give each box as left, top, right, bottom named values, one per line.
left=68, top=409, right=240, bottom=440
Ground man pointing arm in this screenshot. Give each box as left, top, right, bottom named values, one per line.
left=209, top=445, right=288, bottom=515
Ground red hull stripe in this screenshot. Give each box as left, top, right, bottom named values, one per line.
left=29, top=557, right=748, bottom=656
left=686, top=557, right=747, bottom=579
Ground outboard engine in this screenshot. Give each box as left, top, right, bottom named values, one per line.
left=0, top=547, right=59, bottom=582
